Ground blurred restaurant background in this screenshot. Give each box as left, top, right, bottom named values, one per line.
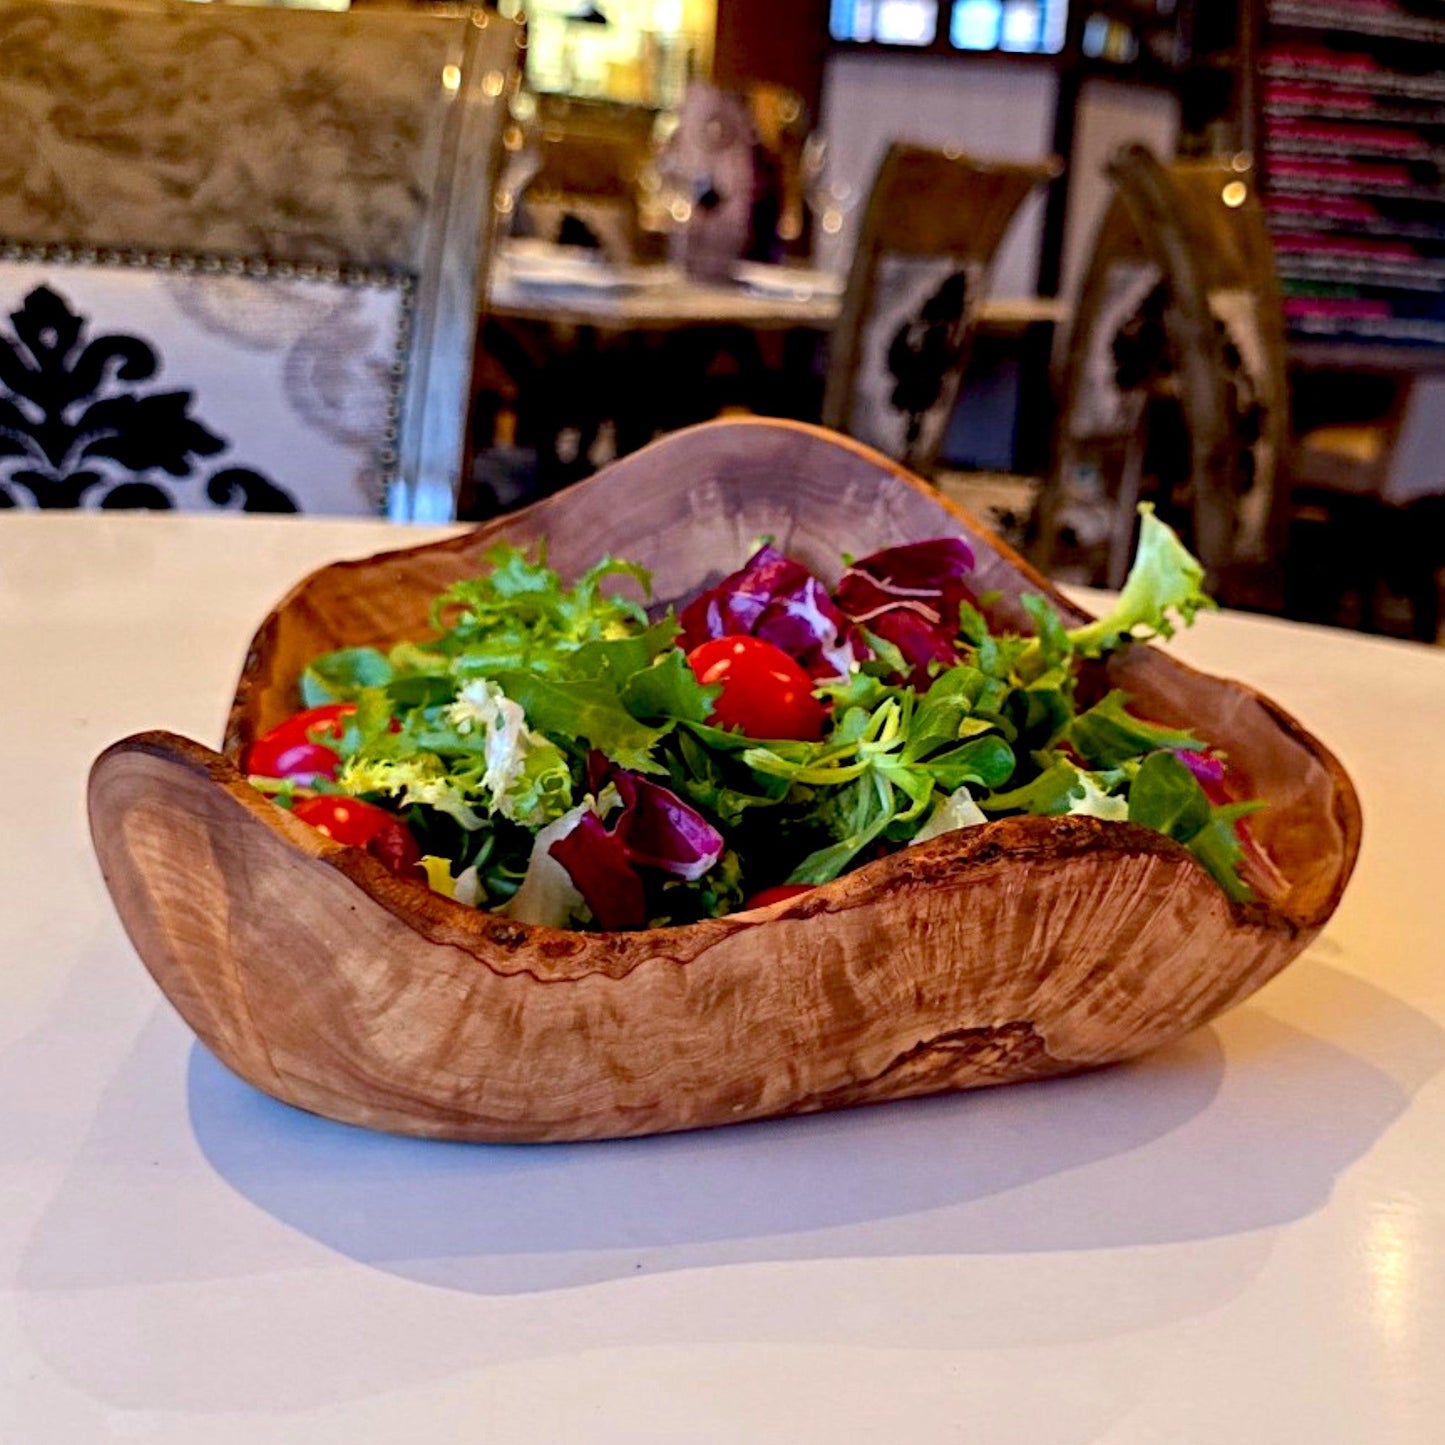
left=3, top=0, right=1444, bottom=642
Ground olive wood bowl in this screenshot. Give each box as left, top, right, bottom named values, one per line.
left=89, top=419, right=1362, bottom=1142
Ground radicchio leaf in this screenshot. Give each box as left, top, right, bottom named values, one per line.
left=548, top=756, right=726, bottom=929
left=833, top=538, right=977, bottom=687
left=680, top=544, right=867, bottom=679
left=547, top=811, right=648, bottom=930
left=1175, top=747, right=1227, bottom=791
left=607, top=769, right=726, bottom=880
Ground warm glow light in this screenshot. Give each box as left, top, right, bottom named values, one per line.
left=441, top=64, right=462, bottom=93
left=1222, top=181, right=1248, bottom=209
left=1367, top=1207, right=1416, bottom=1349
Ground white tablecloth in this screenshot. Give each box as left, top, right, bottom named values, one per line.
left=2, top=510, right=1443, bottom=1443
left=486, top=241, right=1066, bottom=333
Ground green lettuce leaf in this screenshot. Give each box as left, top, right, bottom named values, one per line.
left=300, top=647, right=394, bottom=707
left=1066, top=504, right=1215, bottom=657
left=1186, top=802, right=1264, bottom=905
left=1066, top=691, right=1205, bottom=768
left=566, top=618, right=680, bottom=689
left=621, top=648, right=719, bottom=723
left=980, top=757, right=1087, bottom=816
left=920, top=735, right=1017, bottom=792
left=1128, top=750, right=1257, bottom=902
left=1127, top=750, right=1212, bottom=838
left=431, top=544, right=652, bottom=678
left=489, top=670, right=669, bottom=774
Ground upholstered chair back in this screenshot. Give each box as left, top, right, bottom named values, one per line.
left=822, top=142, right=1059, bottom=477
left=0, top=0, right=520, bottom=518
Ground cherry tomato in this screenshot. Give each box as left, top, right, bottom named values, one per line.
left=686, top=636, right=825, bottom=741
left=246, top=703, right=355, bottom=783
left=290, top=795, right=423, bottom=879
left=744, top=884, right=816, bottom=909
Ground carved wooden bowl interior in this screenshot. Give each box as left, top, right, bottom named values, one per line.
left=88, top=419, right=1362, bottom=1142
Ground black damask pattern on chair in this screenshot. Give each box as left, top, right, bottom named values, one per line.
left=885, top=267, right=970, bottom=458
left=0, top=284, right=297, bottom=511
left=1109, top=280, right=1268, bottom=519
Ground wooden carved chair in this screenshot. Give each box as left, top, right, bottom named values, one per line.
left=0, top=0, right=520, bottom=520
left=1030, top=144, right=1291, bottom=608
left=822, top=142, right=1061, bottom=477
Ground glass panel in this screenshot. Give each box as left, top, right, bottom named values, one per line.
left=832, top=0, right=938, bottom=44
left=951, top=0, right=1067, bottom=53
left=837, top=0, right=1066, bottom=51
left=876, top=0, right=938, bottom=43
left=523, top=0, right=714, bottom=102
left=1040, top=0, right=1068, bottom=53
left=951, top=0, right=1001, bottom=50
left=1081, top=13, right=1138, bottom=62
left=829, top=0, right=870, bottom=42
left=998, top=0, right=1041, bottom=51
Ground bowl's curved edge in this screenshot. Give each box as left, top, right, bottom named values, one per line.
left=90, top=728, right=1317, bottom=1142
left=1249, top=687, right=1363, bottom=924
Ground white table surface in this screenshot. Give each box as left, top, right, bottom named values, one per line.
left=487, top=242, right=1067, bottom=333
left=3, top=510, right=1444, bottom=1444
left=489, top=245, right=843, bottom=331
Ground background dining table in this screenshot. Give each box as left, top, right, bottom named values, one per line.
left=480, top=240, right=1069, bottom=498
left=3, top=506, right=1444, bottom=1443
left=486, top=238, right=1070, bottom=333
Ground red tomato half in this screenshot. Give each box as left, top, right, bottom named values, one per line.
left=246, top=703, right=355, bottom=783
left=744, top=884, right=815, bottom=909
left=291, top=795, right=423, bottom=879
left=686, top=636, right=825, bottom=742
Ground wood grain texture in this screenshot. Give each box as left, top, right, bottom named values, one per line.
left=89, top=418, right=1362, bottom=1141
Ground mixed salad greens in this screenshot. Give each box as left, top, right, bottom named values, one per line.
left=245, top=506, right=1268, bottom=930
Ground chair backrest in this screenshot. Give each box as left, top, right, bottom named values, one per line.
left=0, top=0, right=520, bottom=519
left=522, top=94, right=654, bottom=263
left=821, top=142, right=1060, bottom=476
left=1031, top=143, right=1290, bottom=605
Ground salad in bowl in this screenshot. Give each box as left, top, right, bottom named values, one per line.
left=246, top=508, right=1272, bottom=932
